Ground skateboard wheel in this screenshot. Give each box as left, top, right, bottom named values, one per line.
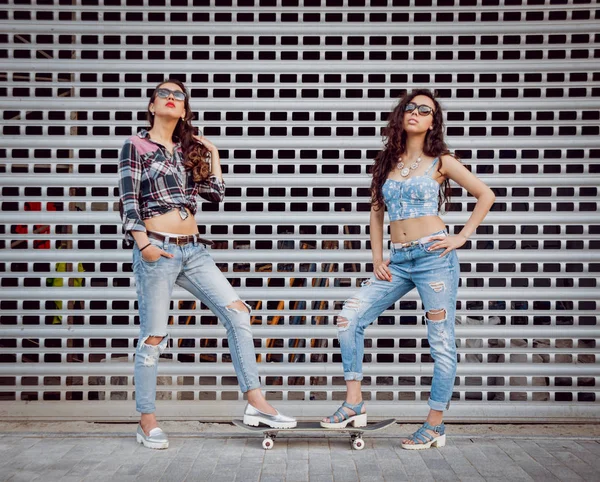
left=352, top=438, right=365, bottom=450
left=262, top=437, right=274, bottom=450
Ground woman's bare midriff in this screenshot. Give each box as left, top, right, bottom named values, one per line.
left=143, top=208, right=199, bottom=235
left=390, top=215, right=447, bottom=244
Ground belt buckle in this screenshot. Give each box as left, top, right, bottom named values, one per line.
left=176, top=236, right=186, bottom=246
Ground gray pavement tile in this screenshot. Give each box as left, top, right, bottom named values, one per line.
left=333, top=476, right=360, bottom=482
left=574, top=441, right=600, bottom=455
left=306, top=476, right=334, bottom=482
left=287, top=443, right=310, bottom=455
left=285, top=472, right=309, bottom=482
left=379, top=460, right=408, bottom=473
left=213, top=465, right=240, bottom=478
left=202, top=477, right=238, bottom=482
left=130, top=455, right=169, bottom=481
left=478, top=443, right=535, bottom=480
left=331, top=464, right=358, bottom=474
left=134, top=477, right=163, bottom=482
left=263, top=451, right=288, bottom=461
left=539, top=463, right=585, bottom=481
left=308, top=463, right=334, bottom=476
left=64, top=458, right=105, bottom=477
left=84, top=476, right=137, bottom=482
left=513, top=439, right=565, bottom=466
left=183, top=471, right=215, bottom=482
left=5, top=438, right=41, bottom=451
left=458, top=445, right=507, bottom=478
left=483, top=478, right=532, bottom=482
left=261, top=465, right=286, bottom=476
left=31, top=469, right=73, bottom=482
left=159, top=456, right=197, bottom=482
left=419, top=449, right=457, bottom=474
left=542, top=449, right=599, bottom=480
left=7, top=470, right=43, bottom=482
left=381, top=472, right=409, bottom=482
left=242, top=447, right=268, bottom=457
left=190, top=457, right=218, bottom=473
left=331, top=460, right=356, bottom=471
left=287, top=461, right=309, bottom=472
left=258, top=477, right=286, bottom=482
left=495, top=440, right=564, bottom=481
left=47, top=476, right=85, bottom=482
left=393, top=449, right=434, bottom=480
left=429, top=469, right=461, bottom=481
left=567, top=442, right=600, bottom=471
left=439, top=447, right=481, bottom=478
left=114, top=460, right=153, bottom=477
left=234, top=473, right=261, bottom=482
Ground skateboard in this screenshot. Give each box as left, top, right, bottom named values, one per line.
left=232, top=419, right=396, bottom=450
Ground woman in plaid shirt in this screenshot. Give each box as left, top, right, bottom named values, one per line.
left=119, top=79, right=296, bottom=450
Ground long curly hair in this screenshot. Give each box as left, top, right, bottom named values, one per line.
left=147, top=79, right=211, bottom=182
left=370, top=89, right=456, bottom=211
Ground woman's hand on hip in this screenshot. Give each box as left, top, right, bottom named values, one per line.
left=427, top=234, right=467, bottom=257
left=374, top=259, right=392, bottom=282
left=141, top=245, right=173, bottom=262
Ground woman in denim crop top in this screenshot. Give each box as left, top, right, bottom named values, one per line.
left=321, top=90, right=495, bottom=450
left=118, top=80, right=296, bottom=449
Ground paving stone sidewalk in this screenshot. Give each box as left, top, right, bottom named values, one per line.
left=1, top=431, right=599, bottom=482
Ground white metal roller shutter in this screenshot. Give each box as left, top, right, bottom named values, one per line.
left=0, top=1, right=598, bottom=421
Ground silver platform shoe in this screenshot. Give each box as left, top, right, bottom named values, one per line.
left=243, top=403, right=297, bottom=429
left=136, top=425, right=169, bottom=449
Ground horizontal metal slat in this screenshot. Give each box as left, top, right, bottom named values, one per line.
left=0, top=363, right=596, bottom=377
left=2, top=325, right=597, bottom=339
left=3, top=174, right=598, bottom=188
left=1, top=287, right=597, bottom=301
left=5, top=59, right=598, bottom=74
left=2, top=248, right=598, bottom=263
left=3, top=134, right=599, bottom=149
left=5, top=99, right=600, bottom=111
left=1, top=212, right=597, bottom=226
left=3, top=19, right=598, bottom=35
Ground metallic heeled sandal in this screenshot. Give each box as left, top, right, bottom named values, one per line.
left=320, top=401, right=367, bottom=429
left=401, top=421, right=446, bottom=450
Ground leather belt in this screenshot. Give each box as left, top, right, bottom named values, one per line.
left=392, top=232, right=446, bottom=250
left=147, top=231, right=214, bottom=247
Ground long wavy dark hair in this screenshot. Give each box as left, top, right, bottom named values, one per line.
left=147, top=79, right=211, bottom=182
left=370, top=89, right=456, bottom=211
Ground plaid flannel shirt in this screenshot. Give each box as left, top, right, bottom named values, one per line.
left=118, top=129, right=225, bottom=240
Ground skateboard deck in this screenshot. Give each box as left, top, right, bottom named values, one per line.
left=232, top=419, right=396, bottom=450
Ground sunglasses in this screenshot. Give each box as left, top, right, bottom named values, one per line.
left=404, top=102, right=434, bottom=116
left=155, top=88, right=186, bottom=101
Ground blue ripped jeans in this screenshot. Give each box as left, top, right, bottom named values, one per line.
left=132, top=237, right=261, bottom=414
left=337, top=230, right=459, bottom=411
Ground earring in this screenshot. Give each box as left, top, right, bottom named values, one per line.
left=151, top=111, right=155, bottom=116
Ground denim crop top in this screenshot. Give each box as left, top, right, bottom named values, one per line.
left=382, top=158, right=441, bottom=221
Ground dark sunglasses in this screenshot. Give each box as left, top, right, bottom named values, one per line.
left=155, top=88, right=186, bottom=101
left=404, top=102, right=434, bottom=116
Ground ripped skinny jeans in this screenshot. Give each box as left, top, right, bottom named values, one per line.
left=337, top=230, right=459, bottom=411
left=132, top=237, right=260, bottom=414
